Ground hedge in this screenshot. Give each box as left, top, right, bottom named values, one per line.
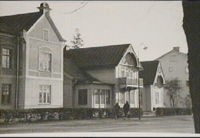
left=0, top=108, right=142, bottom=124
left=155, top=108, right=192, bottom=116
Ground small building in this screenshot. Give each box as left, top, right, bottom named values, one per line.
left=140, top=61, right=165, bottom=112
left=156, top=47, right=191, bottom=108
left=64, top=44, right=143, bottom=109
left=0, top=3, right=65, bottom=109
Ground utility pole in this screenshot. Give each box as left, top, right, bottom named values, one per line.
left=138, top=76, right=141, bottom=120
left=137, top=57, right=141, bottom=120
left=137, top=44, right=147, bottom=120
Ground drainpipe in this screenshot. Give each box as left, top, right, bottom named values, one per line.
left=15, top=34, right=20, bottom=109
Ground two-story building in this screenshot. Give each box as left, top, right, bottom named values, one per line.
left=156, top=47, right=191, bottom=108
left=0, top=3, right=65, bottom=109
left=140, top=61, right=166, bottom=112
left=64, top=44, right=143, bottom=109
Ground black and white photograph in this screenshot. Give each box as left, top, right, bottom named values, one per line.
left=0, top=0, right=199, bottom=137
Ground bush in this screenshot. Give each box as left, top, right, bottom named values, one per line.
left=155, top=108, right=192, bottom=116
left=0, top=107, right=143, bottom=124
left=129, top=108, right=143, bottom=118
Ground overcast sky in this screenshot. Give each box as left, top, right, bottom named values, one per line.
left=0, top=1, right=188, bottom=61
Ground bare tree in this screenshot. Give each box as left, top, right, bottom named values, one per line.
left=164, top=79, right=181, bottom=108
left=182, top=0, right=200, bottom=133
left=71, top=28, right=84, bottom=49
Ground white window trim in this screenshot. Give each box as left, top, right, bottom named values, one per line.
left=38, top=49, right=52, bottom=72
left=39, top=85, right=51, bottom=105
left=94, top=89, right=111, bottom=106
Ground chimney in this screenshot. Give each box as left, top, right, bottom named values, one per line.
left=173, top=47, right=179, bottom=52
left=37, top=2, right=51, bottom=14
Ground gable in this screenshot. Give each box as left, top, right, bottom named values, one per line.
left=118, top=45, right=138, bottom=67
left=27, top=15, right=64, bottom=42
left=156, top=50, right=188, bottom=81
left=153, top=62, right=166, bottom=85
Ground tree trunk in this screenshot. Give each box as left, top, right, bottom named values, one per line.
left=182, top=0, right=200, bottom=133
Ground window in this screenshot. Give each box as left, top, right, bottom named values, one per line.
left=157, top=75, right=164, bottom=88
left=39, top=85, right=51, bottom=104
left=94, top=89, right=111, bottom=105
left=2, top=48, right=11, bottom=69
left=121, top=66, right=125, bottom=77
left=119, top=92, right=125, bottom=104
left=39, top=52, right=52, bottom=72
left=78, top=89, right=87, bottom=105
left=106, top=90, right=111, bottom=104
left=155, top=92, right=159, bottom=105
left=130, top=91, right=135, bottom=104
left=1, top=84, right=11, bottom=105
left=94, top=89, right=100, bottom=104
left=43, top=30, right=48, bottom=41
left=101, top=90, right=106, bottom=104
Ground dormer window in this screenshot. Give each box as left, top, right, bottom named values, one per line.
left=43, top=30, right=48, bottom=41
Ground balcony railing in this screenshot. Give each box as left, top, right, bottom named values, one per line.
left=118, top=77, right=143, bottom=88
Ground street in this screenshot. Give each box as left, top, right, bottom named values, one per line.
left=0, top=115, right=195, bottom=135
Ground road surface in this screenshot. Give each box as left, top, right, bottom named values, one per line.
left=0, top=115, right=196, bottom=136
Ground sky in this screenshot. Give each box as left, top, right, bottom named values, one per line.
left=0, top=1, right=188, bottom=61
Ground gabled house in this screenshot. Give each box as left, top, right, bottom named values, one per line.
left=64, top=44, right=143, bottom=109
left=140, top=61, right=165, bottom=112
left=0, top=3, right=65, bottom=109
left=156, top=47, right=191, bottom=108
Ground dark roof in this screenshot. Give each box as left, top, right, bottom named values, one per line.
left=64, top=44, right=131, bottom=69
left=139, top=61, right=159, bottom=85
left=0, top=12, right=43, bottom=34
left=64, top=57, right=98, bottom=82
left=64, top=56, right=113, bottom=85
left=0, top=12, right=65, bottom=41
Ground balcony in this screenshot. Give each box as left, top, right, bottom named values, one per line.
left=118, top=77, right=143, bottom=89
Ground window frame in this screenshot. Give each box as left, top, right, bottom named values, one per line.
left=106, top=89, right=111, bottom=104
left=1, top=48, right=12, bottom=69
left=130, top=90, right=135, bottom=104
left=94, top=89, right=111, bottom=105
left=39, top=50, right=52, bottom=72
left=78, top=89, right=88, bottom=105
left=1, top=84, right=11, bottom=105
left=39, top=85, right=51, bottom=104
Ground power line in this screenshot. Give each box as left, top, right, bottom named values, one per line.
left=63, top=2, right=88, bottom=15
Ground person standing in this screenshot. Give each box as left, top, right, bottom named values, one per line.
left=123, top=101, right=130, bottom=118
left=113, top=102, right=120, bottom=119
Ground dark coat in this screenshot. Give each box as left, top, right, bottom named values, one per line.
left=123, top=102, right=130, bottom=112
